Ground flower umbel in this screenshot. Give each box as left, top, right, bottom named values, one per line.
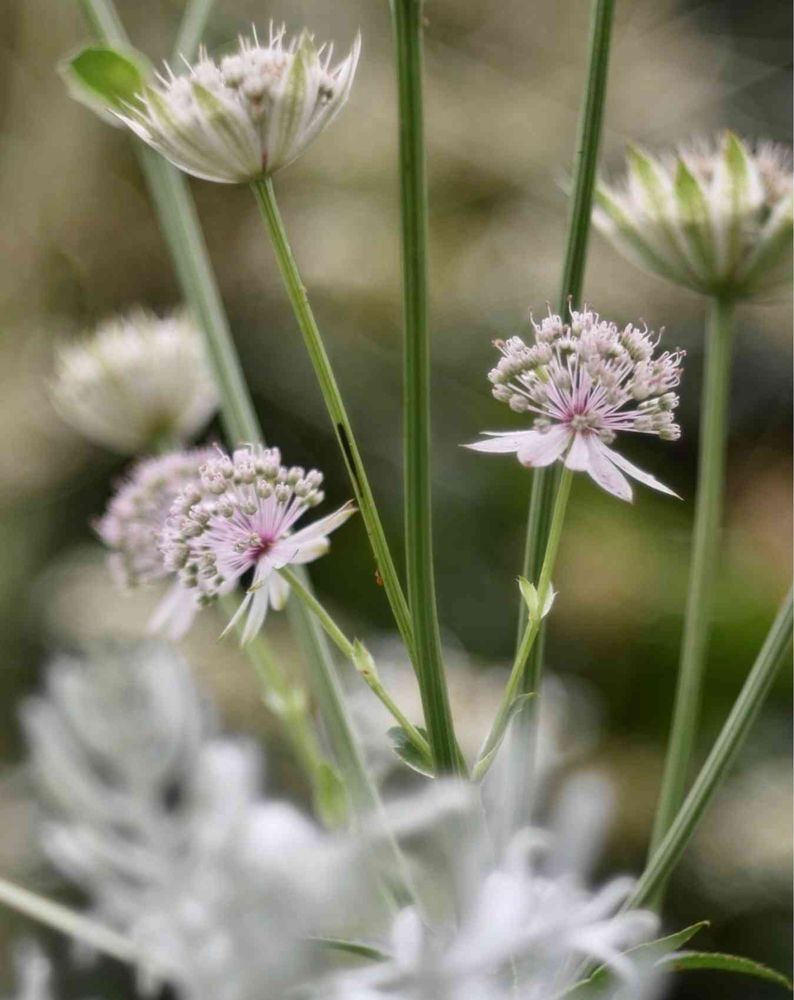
left=595, top=132, right=793, bottom=299
left=467, top=308, right=683, bottom=501
left=161, top=444, right=355, bottom=643
left=116, top=25, right=361, bottom=184
left=96, top=448, right=216, bottom=639
left=51, top=308, right=218, bottom=454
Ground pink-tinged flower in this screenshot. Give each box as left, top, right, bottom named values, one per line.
left=96, top=449, right=216, bottom=639
left=161, top=444, right=355, bottom=644
left=466, top=309, right=683, bottom=501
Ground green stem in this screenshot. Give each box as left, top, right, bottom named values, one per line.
left=648, top=296, right=735, bottom=874
left=172, top=0, right=215, bottom=63
left=0, top=876, right=139, bottom=967
left=629, top=589, right=792, bottom=909
left=477, top=467, right=573, bottom=775
left=250, top=178, right=415, bottom=664
left=279, top=568, right=431, bottom=761
left=78, top=0, right=382, bottom=824
left=391, top=0, right=461, bottom=776
left=517, top=0, right=616, bottom=666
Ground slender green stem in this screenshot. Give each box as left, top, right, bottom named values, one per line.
left=477, top=467, right=573, bottom=774
left=649, top=297, right=735, bottom=872
left=172, top=0, right=215, bottom=63
left=517, top=0, right=616, bottom=667
left=78, top=0, right=383, bottom=824
left=391, top=0, right=461, bottom=776
left=280, top=568, right=431, bottom=760
left=250, top=179, right=415, bottom=660
left=629, top=589, right=792, bottom=909
left=0, top=876, right=139, bottom=967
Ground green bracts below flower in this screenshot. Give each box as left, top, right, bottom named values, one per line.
left=595, top=131, right=792, bottom=299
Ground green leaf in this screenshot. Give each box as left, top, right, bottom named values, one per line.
left=311, top=936, right=390, bottom=963
left=563, top=922, right=709, bottom=997
left=312, top=761, right=350, bottom=829
left=388, top=725, right=434, bottom=778
left=61, top=46, right=152, bottom=122
left=658, top=951, right=793, bottom=991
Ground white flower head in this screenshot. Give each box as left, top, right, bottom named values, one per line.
left=595, top=132, right=793, bottom=299
left=161, top=443, right=356, bottom=643
left=117, top=24, right=361, bottom=183
left=96, top=448, right=217, bottom=639
left=466, top=308, right=683, bottom=502
left=327, top=776, right=659, bottom=1000
left=52, top=308, right=218, bottom=455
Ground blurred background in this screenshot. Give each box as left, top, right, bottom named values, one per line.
left=0, top=0, right=791, bottom=996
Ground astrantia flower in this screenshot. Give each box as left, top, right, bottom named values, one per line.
left=466, top=308, right=683, bottom=502
left=326, top=777, right=659, bottom=1000
left=595, top=132, right=793, bottom=298
left=52, top=309, right=218, bottom=454
left=96, top=448, right=216, bottom=639
left=116, top=25, right=361, bottom=184
left=161, top=444, right=355, bottom=643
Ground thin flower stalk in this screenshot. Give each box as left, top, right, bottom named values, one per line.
left=279, top=567, right=431, bottom=762
left=648, top=295, right=735, bottom=872
left=77, top=0, right=382, bottom=825
left=517, top=0, right=616, bottom=655
left=250, top=179, right=415, bottom=656
left=172, top=0, right=215, bottom=64
left=0, top=876, right=139, bottom=968
left=391, top=0, right=462, bottom=776
left=476, top=467, right=573, bottom=777
left=629, top=589, right=792, bottom=909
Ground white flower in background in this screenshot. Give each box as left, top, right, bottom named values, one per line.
left=161, top=443, right=355, bottom=644
left=22, top=642, right=368, bottom=1000
left=595, top=132, right=793, bottom=298
left=22, top=643, right=211, bottom=932
left=51, top=309, right=218, bottom=455
left=467, top=309, right=683, bottom=502
left=2, top=942, right=55, bottom=1000
left=324, top=775, right=658, bottom=1000
left=96, top=448, right=216, bottom=639
left=116, top=25, right=361, bottom=183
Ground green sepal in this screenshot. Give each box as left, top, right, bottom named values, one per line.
left=60, top=45, right=153, bottom=123
left=658, top=950, right=793, bottom=991
left=472, top=693, right=534, bottom=782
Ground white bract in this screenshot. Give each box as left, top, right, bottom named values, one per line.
left=51, top=309, right=218, bottom=455
left=595, top=132, right=793, bottom=298
left=116, top=25, right=361, bottom=183
left=467, top=308, right=683, bottom=501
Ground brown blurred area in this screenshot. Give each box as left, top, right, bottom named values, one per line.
left=0, top=0, right=791, bottom=996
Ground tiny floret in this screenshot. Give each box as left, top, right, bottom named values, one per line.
left=161, top=443, right=355, bottom=643
left=467, top=308, right=683, bottom=501
left=116, top=25, right=361, bottom=183
left=96, top=449, right=216, bottom=639
left=595, top=132, right=793, bottom=298
left=52, top=308, right=218, bottom=454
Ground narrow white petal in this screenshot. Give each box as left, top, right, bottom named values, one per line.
left=563, top=431, right=590, bottom=471
left=606, top=447, right=680, bottom=498
left=465, top=431, right=538, bottom=454
left=282, top=501, right=356, bottom=550
left=584, top=438, right=633, bottom=502
left=268, top=572, right=291, bottom=611
left=516, top=425, right=571, bottom=468
left=147, top=581, right=198, bottom=640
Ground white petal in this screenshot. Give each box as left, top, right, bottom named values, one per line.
left=584, top=438, right=633, bottom=502
left=563, top=431, right=590, bottom=471
left=147, top=581, right=198, bottom=640
left=281, top=501, right=356, bottom=551
left=606, top=448, right=680, bottom=498
left=516, top=425, right=571, bottom=467
left=464, top=431, right=539, bottom=454
left=268, top=572, right=291, bottom=611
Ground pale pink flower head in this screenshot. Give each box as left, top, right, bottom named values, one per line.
left=161, top=444, right=355, bottom=643
left=467, top=308, right=683, bottom=501
left=97, top=449, right=216, bottom=639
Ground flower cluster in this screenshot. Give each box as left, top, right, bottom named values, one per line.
left=96, top=449, right=216, bottom=639
left=468, top=308, right=683, bottom=501
left=595, top=132, right=793, bottom=298
left=51, top=309, right=218, bottom=455
left=161, top=444, right=355, bottom=643
left=116, top=26, right=360, bottom=184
